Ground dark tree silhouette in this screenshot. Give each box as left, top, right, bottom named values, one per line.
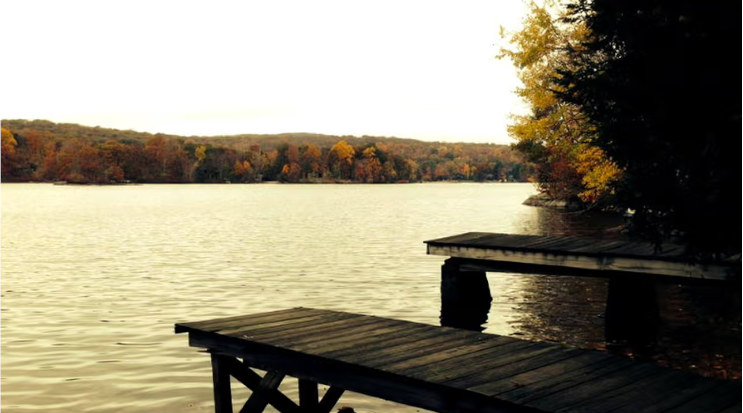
left=559, top=0, right=742, bottom=255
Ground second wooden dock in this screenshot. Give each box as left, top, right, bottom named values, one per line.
left=425, top=232, right=740, bottom=280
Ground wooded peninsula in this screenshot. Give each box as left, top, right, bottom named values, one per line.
left=0, top=120, right=531, bottom=185
left=494, top=0, right=739, bottom=256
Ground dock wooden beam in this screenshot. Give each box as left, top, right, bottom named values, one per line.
left=425, top=232, right=740, bottom=281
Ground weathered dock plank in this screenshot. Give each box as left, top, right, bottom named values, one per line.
left=425, top=232, right=740, bottom=280
left=176, top=308, right=740, bottom=413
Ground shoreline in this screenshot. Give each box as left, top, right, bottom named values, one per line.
left=522, top=193, right=584, bottom=211
left=2, top=180, right=526, bottom=186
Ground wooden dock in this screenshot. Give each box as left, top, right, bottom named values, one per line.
left=425, top=232, right=740, bottom=280
left=427, top=232, right=741, bottom=348
left=175, top=307, right=741, bottom=413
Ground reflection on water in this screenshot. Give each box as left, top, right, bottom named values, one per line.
left=443, top=207, right=740, bottom=381
left=502, top=275, right=609, bottom=351
left=1, top=183, right=739, bottom=413
left=653, top=280, right=741, bottom=380
left=483, top=271, right=741, bottom=381
left=533, top=207, right=626, bottom=238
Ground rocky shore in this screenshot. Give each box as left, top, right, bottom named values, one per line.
left=522, top=193, right=584, bottom=211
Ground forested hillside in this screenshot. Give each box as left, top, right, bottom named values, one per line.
left=1, top=119, right=532, bottom=184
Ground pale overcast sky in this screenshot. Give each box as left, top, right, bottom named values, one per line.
left=3, top=1, right=528, bottom=144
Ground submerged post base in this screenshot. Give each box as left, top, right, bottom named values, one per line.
left=440, top=258, right=492, bottom=331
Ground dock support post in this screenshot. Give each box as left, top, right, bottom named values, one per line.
left=317, top=387, right=345, bottom=413
left=440, top=258, right=492, bottom=332
left=298, top=379, right=318, bottom=412
left=207, top=354, right=302, bottom=413
left=605, top=276, right=659, bottom=358
left=211, top=353, right=234, bottom=413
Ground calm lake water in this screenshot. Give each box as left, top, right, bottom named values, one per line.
left=1, top=183, right=739, bottom=412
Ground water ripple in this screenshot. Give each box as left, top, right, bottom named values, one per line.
left=5, top=183, right=733, bottom=412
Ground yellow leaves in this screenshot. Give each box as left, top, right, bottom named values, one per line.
left=304, top=144, right=322, bottom=161
left=329, top=140, right=356, bottom=179
left=1, top=127, right=19, bottom=175
left=501, top=2, right=620, bottom=203
left=330, top=140, right=355, bottom=164
left=1, top=127, right=18, bottom=155
left=195, top=145, right=207, bottom=164
left=501, top=2, right=589, bottom=112
left=574, top=145, right=623, bottom=203
left=362, top=146, right=376, bottom=159
left=503, top=3, right=589, bottom=150
left=507, top=4, right=560, bottom=68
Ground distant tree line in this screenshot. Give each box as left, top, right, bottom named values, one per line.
left=1, top=120, right=533, bottom=184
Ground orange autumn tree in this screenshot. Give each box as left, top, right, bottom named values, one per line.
left=279, top=162, right=301, bottom=182
left=233, top=160, right=255, bottom=182
left=358, top=146, right=384, bottom=182
left=300, top=144, right=323, bottom=178
left=56, top=139, right=104, bottom=183
left=499, top=1, right=621, bottom=205
left=1, top=127, right=18, bottom=176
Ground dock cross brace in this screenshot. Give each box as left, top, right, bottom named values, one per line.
left=210, top=352, right=345, bottom=413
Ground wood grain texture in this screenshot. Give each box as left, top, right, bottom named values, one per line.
left=177, top=308, right=740, bottom=413
left=425, top=232, right=740, bottom=280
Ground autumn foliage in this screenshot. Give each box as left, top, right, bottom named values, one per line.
left=502, top=0, right=739, bottom=253
left=0, top=120, right=532, bottom=184
left=500, top=2, right=621, bottom=206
